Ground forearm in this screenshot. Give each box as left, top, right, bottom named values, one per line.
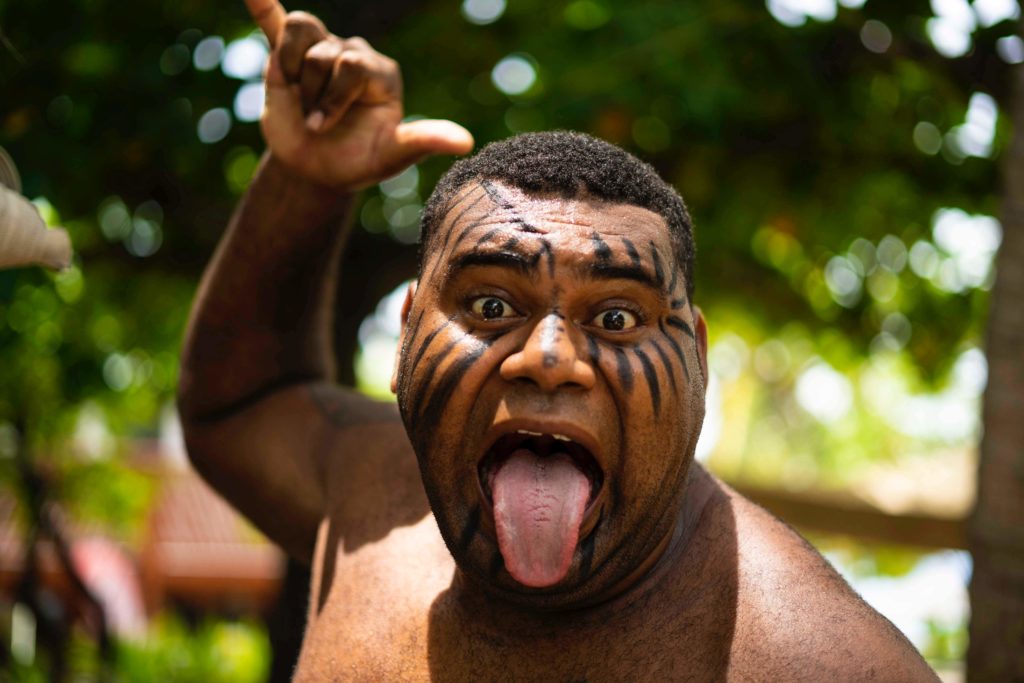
left=178, top=152, right=355, bottom=422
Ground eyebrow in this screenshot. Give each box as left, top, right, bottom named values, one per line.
left=588, top=261, right=663, bottom=293
left=448, top=248, right=539, bottom=278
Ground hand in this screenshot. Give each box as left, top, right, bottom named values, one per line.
left=244, top=0, right=474, bottom=190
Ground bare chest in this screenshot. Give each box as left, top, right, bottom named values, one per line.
left=291, top=517, right=733, bottom=682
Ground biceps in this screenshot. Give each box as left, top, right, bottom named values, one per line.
left=181, top=384, right=332, bottom=562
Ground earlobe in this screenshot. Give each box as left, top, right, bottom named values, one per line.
left=693, top=306, right=709, bottom=392
left=391, top=280, right=418, bottom=394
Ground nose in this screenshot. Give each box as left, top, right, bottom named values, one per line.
left=500, top=313, right=596, bottom=392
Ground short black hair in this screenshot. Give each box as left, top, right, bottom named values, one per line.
left=419, top=131, right=696, bottom=299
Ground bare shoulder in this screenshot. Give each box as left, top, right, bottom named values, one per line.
left=310, top=384, right=432, bottom=540
left=720, top=483, right=940, bottom=682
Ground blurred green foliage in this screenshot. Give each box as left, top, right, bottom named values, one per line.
left=0, top=0, right=1015, bottom=676
left=3, top=615, right=269, bottom=682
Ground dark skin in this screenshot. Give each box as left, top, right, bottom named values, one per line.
left=178, top=2, right=941, bottom=680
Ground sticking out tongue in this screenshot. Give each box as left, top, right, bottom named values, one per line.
left=492, top=448, right=590, bottom=588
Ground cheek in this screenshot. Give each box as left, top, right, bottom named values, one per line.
left=397, top=317, right=502, bottom=457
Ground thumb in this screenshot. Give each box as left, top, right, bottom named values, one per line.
left=393, top=119, right=474, bottom=161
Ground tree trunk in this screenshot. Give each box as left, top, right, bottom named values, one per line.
left=967, top=25, right=1024, bottom=682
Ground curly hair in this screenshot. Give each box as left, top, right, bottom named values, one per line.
left=419, top=131, right=696, bottom=299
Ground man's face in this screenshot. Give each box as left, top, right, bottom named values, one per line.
left=394, top=180, right=707, bottom=607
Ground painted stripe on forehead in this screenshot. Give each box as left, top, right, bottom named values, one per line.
left=591, top=232, right=612, bottom=263
left=480, top=179, right=542, bottom=233
left=537, top=237, right=554, bottom=278
left=650, top=242, right=665, bottom=288
left=473, top=226, right=505, bottom=249
left=622, top=237, right=641, bottom=268
left=480, top=178, right=513, bottom=209
left=438, top=184, right=490, bottom=252
left=633, top=347, right=661, bottom=415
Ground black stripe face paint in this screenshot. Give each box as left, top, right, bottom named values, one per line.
left=665, top=315, right=695, bottom=340
left=592, top=232, right=612, bottom=264
left=611, top=344, right=634, bottom=393
left=537, top=238, right=555, bottom=278
left=633, top=347, right=661, bottom=415
left=413, top=340, right=489, bottom=452
left=399, top=315, right=456, bottom=398
left=455, top=504, right=481, bottom=555
left=649, top=339, right=679, bottom=395
left=658, top=318, right=691, bottom=382
left=650, top=242, right=665, bottom=288
left=622, top=237, right=641, bottom=268
left=437, top=184, right=489, bottom=253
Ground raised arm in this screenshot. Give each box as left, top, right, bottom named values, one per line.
left=177, top=0, right=472, bottom=561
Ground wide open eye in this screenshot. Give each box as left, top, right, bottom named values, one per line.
left=470, top=296, right=517, bottom=320
left=591, top=308, right=637, bottom=331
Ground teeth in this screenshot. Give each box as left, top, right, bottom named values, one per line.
left=552, top=434, right=571, bottom=442
left=516, top=429, right=543, bottom=436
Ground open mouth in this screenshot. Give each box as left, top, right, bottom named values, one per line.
left=478, top=430, right=604, bottom=509
left=476, top=427, right=606, bottom=587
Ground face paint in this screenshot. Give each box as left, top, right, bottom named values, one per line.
left=397, top=181, right=706, bottom=608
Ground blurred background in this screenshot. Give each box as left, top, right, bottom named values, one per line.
left=1, top=0, right=1021, bottom=680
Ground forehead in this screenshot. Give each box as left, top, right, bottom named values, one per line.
left=431, top=181, right=672, bottom=260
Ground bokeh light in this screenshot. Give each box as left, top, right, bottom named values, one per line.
left=461, top=0, right=506, bottom=25
left=193, top=36, right=225, bottom=71
left=222, top=36, right=268, bottom=80
left=197, top=108, right=232, bottom=144
left=491, top=55, right=537, bottom=96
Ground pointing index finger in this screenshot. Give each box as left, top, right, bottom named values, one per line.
left=244, top=0, right=287, bottom=47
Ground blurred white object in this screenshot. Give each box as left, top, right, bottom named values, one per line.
left=0, top=147, right=72, bottom=270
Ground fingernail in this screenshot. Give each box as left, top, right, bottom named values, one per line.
left=305, top=110, right=324, bottom=132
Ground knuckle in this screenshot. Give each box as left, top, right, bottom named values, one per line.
left=339, top=51, right=369, bottom=72
left=307, top=40, right=341, bottom=62
left=344, top=36, right=370, bottom=50
left=284, top=10, right=318, bottom=27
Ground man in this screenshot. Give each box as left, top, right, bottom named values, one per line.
left=178, top=1, right=940, bottom=680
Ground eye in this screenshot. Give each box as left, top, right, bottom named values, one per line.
left=470, top=296, right=517, bottom=320
left=592, top=308, right=637, bottom=331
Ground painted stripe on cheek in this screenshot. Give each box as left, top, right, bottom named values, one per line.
left=611, top=345, right=634, bottom=393
left=415, top=343, right=489, bottom=449
left=649, top=339, right=678, bottom=395
left=404, top=316, right=456, bottom=389
left=455, top=503, right=481, bottom=555
left=658, top=319, right=691, bottom=383
left=665, top=315, right=695, bottom=339
left=633, top=347, right=661, bottom=415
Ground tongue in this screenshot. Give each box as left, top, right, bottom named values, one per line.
left=492, top=448, right=591, bottom=588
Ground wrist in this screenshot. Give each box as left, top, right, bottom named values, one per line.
left=261, top=151, right=359, bottom=201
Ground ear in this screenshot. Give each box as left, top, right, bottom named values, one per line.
left=692, top=305, right=709, bottom=393
left=390, top=280, right=418, bottom=394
